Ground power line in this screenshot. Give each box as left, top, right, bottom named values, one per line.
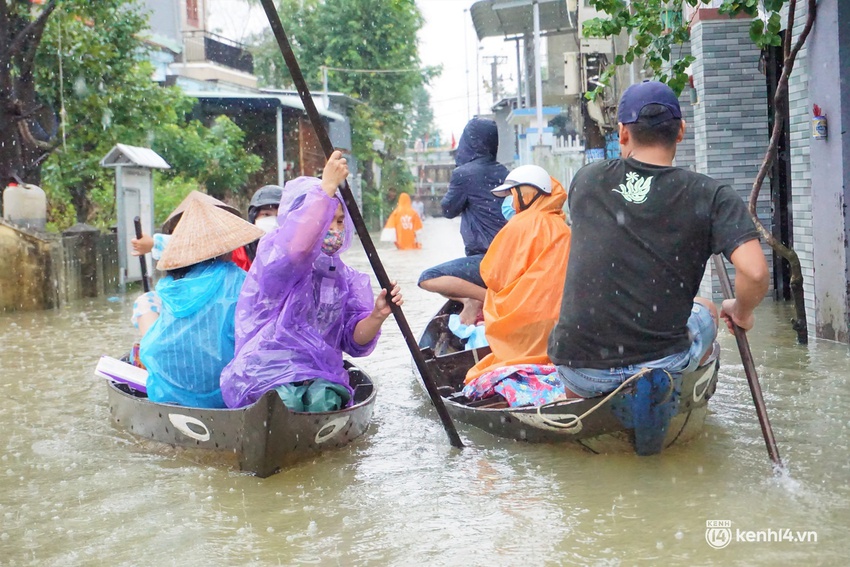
left=323, top=65, right=426, bottom=74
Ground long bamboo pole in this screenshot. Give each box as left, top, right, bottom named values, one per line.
left=258, top=0, right=463, bottom=448
left=712, top=255, right=782, bottom=469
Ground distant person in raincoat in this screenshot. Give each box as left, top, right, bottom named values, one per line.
left=463, top=165, right=572, bottom=389
left=135, top=198, right=265, bottom=408
left=418, top=117, right=509, bottom=324
left=232, top=184, right=284, bottom=271
left=381, top=192, right=423, bottom=249
left=412, top=196, right=426, bottom=221
left=220, top=151, right=403, bottom=410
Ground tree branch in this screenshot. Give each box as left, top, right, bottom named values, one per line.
left=8, top=0, right=59, bottom=59
left=5, top=102, right=45, bottom=125
left=0, top=1, right=9, bottom=50
left=18, top=120, right=53, bottom=150
left=748, top=0, right=817, bottom=213
left=13, top=1, right=60, bottom=84
left=785, top=0, right=796, bottom=60
left=787, top=0, right=817, bottom=67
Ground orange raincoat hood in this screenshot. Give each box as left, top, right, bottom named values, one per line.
left=465, top=177, right=571, bottom=383
left=384, top=193, right=423, bottom=249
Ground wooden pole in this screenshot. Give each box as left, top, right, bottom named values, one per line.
left=133, top=216, right=150, bottom=293
left=258, top=0, right=463, bottom=448
left=712, top=255, right=782, bottom=468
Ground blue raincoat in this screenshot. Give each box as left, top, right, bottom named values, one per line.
left=220, top=178, right=378, bottom=409
left=441, top=118, right=509, bottom=256
left=140, top=260, right=246, bottom=408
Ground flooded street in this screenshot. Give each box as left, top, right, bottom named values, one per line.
left=1, top=216, right=848, bottom=566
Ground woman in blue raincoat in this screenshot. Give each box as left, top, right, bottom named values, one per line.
left=220, top=151, right=402, bottom=409
left=139, top=198, right=265, bottom=408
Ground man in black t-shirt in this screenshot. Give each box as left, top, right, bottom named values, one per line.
left=547, top=81, right=769, bottom=398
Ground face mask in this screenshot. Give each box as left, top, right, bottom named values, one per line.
left=254, top=216, right=278, bottom=234
left=321, top=228, right=345, bottom=255
left=501, top=194, right=516, bottom=220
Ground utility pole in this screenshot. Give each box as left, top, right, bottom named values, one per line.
left=483, top=55, right=508, bottom=104
left=476, top=43, right=482, bottom=116
left=463, top=9, right=471, bottom=121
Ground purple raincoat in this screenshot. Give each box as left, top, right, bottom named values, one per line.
left=220, top=177, right=378, bottom=408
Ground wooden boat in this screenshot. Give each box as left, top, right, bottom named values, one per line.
left=104, top=361, right=376, bottom=477
left=417, top=301, right=719, bottom=455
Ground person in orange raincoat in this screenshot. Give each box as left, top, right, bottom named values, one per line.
left=381, top=192, right=423, bottom=249
left=464, top=165, right=571, bottom=385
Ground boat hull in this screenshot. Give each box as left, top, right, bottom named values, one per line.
left=106, top=362, right=376, bottom=477
left=417, top=301, right=719, bottom=453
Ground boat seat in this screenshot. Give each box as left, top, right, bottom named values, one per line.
left=448, top=391, right=509, bottom=409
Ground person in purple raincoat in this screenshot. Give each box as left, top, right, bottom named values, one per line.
left=220, top=151, right=402, bottom=409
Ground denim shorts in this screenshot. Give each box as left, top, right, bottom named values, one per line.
left=557, top=302, right=717, bottom=398
left=418, top=254, right=486, bottom=288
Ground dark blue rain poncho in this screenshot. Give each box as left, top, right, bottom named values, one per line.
left=220, top=177, right=378, bottom=408
left=441, top=118, right=509, bottom=256
left=140, top=260, right=246, bottom=408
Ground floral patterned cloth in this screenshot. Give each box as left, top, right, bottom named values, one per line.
left=461, top=363, right=565, bottom=407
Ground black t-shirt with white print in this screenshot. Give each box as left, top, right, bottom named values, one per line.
left=548, top=157, right=759, bottom=369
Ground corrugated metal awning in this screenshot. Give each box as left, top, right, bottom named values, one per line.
left=470, top=0, right=577, bottom=40
left=184, top=91, right=346, bottom=122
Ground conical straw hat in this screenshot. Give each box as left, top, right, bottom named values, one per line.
left=161, top=190, right=241, bottom=234
left=157, top=198, right=265, bottom=271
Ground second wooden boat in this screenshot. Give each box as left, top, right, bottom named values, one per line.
left=417, top=301, right=719, bottom=455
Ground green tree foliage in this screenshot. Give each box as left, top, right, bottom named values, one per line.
left=3, top=0, right=262, bottom=229
left=33, top=0, right=189, bottom=225
left=582, top=0, right=789, bottom=98
left=251, top=0, right=437, bottom=222
left=153, top=115, right=263, bottom=201
left=407, top=84, right=440, bottom=148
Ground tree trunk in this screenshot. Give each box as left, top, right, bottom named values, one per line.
left=0, top=1, right=58, bottom=192
left=751, top=218, right=808, bottom=343
left=747, top=0, right=816, bottom=344
left=69, top=185, right=93, bottom=224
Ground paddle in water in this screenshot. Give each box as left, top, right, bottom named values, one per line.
left=257, top=0, right=463, bottom=449
left=712, top=254, right=782, bottom=470
left=133, top=216, right=150, bottom=293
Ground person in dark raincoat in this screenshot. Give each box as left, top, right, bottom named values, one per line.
left=220, top=151, right=402, bottom=409
left=418, top=117, right=508, bottom=324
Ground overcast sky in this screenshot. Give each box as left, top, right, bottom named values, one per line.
left=207, top=0, right=517, bottom=142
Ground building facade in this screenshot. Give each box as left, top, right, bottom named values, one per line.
left=682, top=1, right=850, bottom=341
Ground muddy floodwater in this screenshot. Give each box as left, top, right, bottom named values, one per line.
left=1, top=217, right=847, bottom=566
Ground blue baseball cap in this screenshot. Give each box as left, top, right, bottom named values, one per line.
left=617, top=80, right=682, bottom=125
